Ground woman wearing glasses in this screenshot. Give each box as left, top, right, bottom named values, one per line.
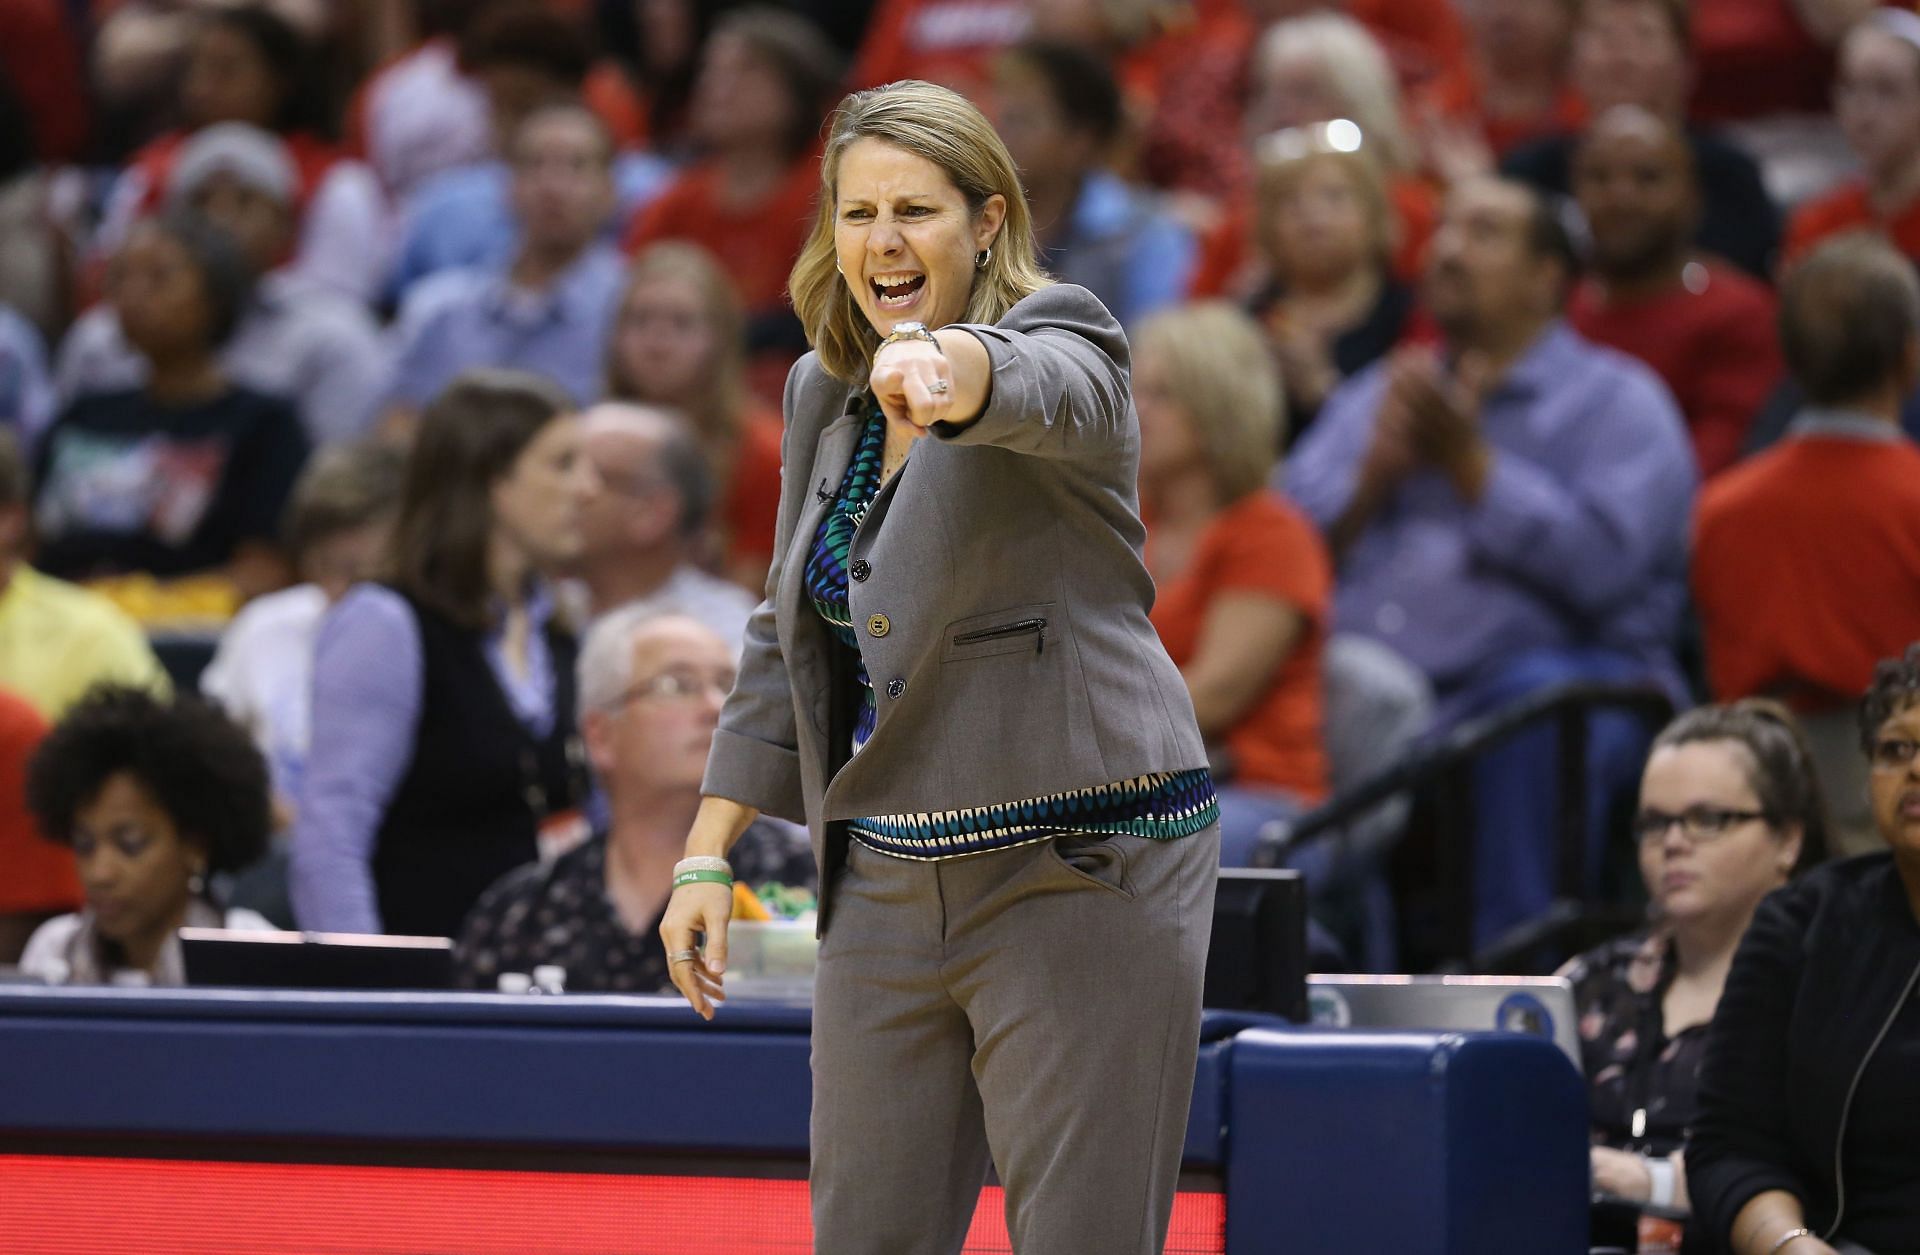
left=1558, top=700, right=1826, bottom=1252
left=1691, top=646, right=1920, bottom=1255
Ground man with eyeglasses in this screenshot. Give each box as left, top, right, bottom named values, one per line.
left=451, top=606, right=810, bottom=992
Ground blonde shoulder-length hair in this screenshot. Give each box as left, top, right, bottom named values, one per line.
left=1134, top=302, right=1285, bottom=504
left=788, top=80, right=1051, bottom=385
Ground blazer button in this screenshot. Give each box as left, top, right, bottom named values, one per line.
left=850, top=559, right=871, bottom=582
left=867, top=613, right=891, bottom=638
left=885, top=677, right=906, bottom=699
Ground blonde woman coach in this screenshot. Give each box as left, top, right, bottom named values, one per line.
left=659, top=81, right=1220, bottom=1255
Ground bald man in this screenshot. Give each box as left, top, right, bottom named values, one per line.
left=574, top=402, right=755, bottom=648
left=1569, top=106, right=1783, bottom=478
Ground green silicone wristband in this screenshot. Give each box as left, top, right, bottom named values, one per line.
left=673, top=869, right=735, bottom=889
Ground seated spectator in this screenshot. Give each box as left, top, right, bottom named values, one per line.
left=1137, top=303, right=1330, bottom=867
left=201, top=441, right=405, bottom=817
left=0, top=687, right=69, bottom=964
left=35, top=213, right=310, bottom=602
left=383, top=1, right=671, bottom=299
left=382, top=104, right=626, bottom=426
left=454, top=607, right=811, bottom=992
left=1421, top=0, right=1585, bottom=164
left=605, top=243, right=783, bottom=591
left=292, top=370, right=594, bottom=939
left=1786, top=10, right=1920, bottom=267
left=1690, top=645, right=1920, bottom=1255
left=575, top=404, right=754, bottom=643
left=0, top=433, right=168, bottom=719
left=1287, top=177, right=1695, bottom=948
left=59, top=124, right=389, bottom=448
left=990, top=39, right=1195, bottom=328
left=621, top=7, right=841, bottom=389
left=1195, top=13, right=1437, bottom=299
left=0, top=302, right=53, bottom=443
left=1501, top=0, right=1780, bottom=279
left=95, top=4, right=389, bottom=307
left=16, top=686, right=274, bottom=986
left=1568, top=108, right=1781, bottom=479
left=1246, top=124, right=1415, bottom=442
left=1693, top=236, right=1920, bottom=860
left=1561, top=701, right=1825, bottom=1251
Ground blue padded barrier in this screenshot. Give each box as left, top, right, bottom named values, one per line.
left=1222, top=1027, right=1588, bottom=1253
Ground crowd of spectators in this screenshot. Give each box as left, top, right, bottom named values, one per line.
left=5, top=1, right=1920, bottom=1247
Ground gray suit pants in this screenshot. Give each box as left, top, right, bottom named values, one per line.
left=810, top=823, right=1220, bottom=1255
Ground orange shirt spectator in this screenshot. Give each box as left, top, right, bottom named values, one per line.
left=1694, top=426, right=1920, bottom=706
left=1570, top=262, right=1781, bottom=479
left=1694, top=235, right=1920, bottom=712
left=0, top=689, right=77, bottom=941
left=1151, top=491, right=1331, bottom=799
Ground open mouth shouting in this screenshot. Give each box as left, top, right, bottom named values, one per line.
left=871, top=271, right=927, bottom=313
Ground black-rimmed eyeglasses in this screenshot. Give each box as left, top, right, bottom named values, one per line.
left=1632, top=806, right=1770, bottom=846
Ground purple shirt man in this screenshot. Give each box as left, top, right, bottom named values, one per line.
left=1280, top=177, right=1696, bottom=952
left=1286, top=319, right=1695, bottom=699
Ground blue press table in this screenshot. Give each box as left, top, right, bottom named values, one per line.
left=0, top=987, right=1588, bottom=1253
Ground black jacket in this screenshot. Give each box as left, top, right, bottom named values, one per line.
left=1689, top=854, right=1920, bottom=1252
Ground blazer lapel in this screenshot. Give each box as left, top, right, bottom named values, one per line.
left=777, top=400, right=865, bottom=740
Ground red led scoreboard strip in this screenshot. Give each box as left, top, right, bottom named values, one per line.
left=0, top=1155, right=1226, bottom=1254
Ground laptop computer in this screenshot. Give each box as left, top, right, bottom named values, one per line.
left=180, top=928, right=454, bottom=991
left=1306, top=974, right=1583, bottom=1067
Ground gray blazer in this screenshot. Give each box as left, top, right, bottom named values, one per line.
left=701, top=283, right=1207, bottom=924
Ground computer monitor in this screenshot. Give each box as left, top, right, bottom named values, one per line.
left=1203, top=868, right=1309, bottom=1022
left=180, top=929, right=455, bottom=991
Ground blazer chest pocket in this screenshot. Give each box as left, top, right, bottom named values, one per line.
left=943, top=603, right=1056, bottom=662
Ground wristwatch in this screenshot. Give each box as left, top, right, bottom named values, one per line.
left=879, top=321, right=942, bottom=353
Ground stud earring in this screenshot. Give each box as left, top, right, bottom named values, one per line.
left=975, top=246, right=992, bottom=269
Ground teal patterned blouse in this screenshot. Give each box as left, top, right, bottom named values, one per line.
left=802, top=403, right=1217, bottom=861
